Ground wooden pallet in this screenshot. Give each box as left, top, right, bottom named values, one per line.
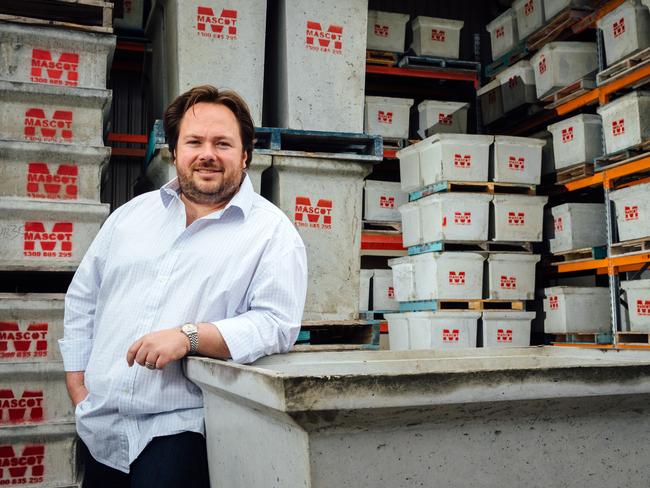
left=253, top=127, right=382, bottom=161
left=595, top=139, right=650, bottom=171
left=409, top=180, right=536, bottom=201
left=526, top=7, right=593, bottom=52
left=398, top=55, right=480, bottom=72
left=616, top=331, right=650, bottom=346
left=551, top=332, right=613, bottom=345
left=540, top=77, right=596, bottom=109
left=0, top=0, right=113, bottom=34
left=551, top=246, right=607, bottom=263
left=295, top=320, right=380, bottom=350
left=408, top=240, right=533, bottom=255
left=609, top=237, right=650, bottom=256
left=399, top=299, right=525, bottom=313
left=597, top=47, right=650, bottom=86
left=366, top=49, right=400, bottom=67
left=555, top=162, right=594, bottom=184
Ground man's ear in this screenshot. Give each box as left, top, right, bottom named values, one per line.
left=242, top=151, right=248, bottom=170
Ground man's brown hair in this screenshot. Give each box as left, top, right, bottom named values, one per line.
left=163, top=85, right=254, bottom=167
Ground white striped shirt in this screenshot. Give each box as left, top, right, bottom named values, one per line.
left=59, top=175, right=307, bottom=472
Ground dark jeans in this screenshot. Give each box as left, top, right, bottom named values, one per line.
left=81, top=432, right=210, bottom=488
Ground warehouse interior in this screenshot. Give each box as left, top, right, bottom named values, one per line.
left=2, top=0, right=650, bottom=486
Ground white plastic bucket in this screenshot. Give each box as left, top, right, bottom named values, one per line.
left=411, top=16, right=464, bottom=59
left=486, top=8, right=519, bottom=60
left=482, top=311, right=536, bottom=347
left=530, top=42, right=598, bottom=98
left=549, top=203, right=607, bottom=253
left=597, top=0, right=650, bottom=67
left=544, top=286, right=611, bottom=333
left=398, top=200, right=422, bottom=247
left=417, top=100, right=470, bottom=136
left=492, top=135, right=545, bottom=185
left=492, top=194, right=548, bottom=242
left=610, top=182, right=650, bottom=242
left=397, top=140, right=425, bottom=192
left=364, top=180, right=407, bottom=222
left=621, top=279, right=650, bottom=332
left=597, top=90, right=650, bottom=155
left=359, top=269, right=373, bottom=312
left=367, top=10, right=410, bottom=52
left=547, top=114, right=603, bottom=169
left=385, top=311, right=480, bottom=350
left=486, top=253, right=540, bottom=300
left=364, top=96, right=414, bottom=139
left=388, top=252, right=485, bottom=302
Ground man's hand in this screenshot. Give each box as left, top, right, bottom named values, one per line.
left=126, top=327, right=189, bottom=370
left=65, top=371, right=89, bottom=406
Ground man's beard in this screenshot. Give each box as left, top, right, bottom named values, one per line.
left=177, top=164, right=244, bottom=205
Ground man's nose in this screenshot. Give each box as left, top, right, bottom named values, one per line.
left=198, top=143, right=217, bottom=162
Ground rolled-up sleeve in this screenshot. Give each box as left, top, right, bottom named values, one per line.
left=213, top=239, right=307, bottom=364
left=59, top=211, right=117, bottom=371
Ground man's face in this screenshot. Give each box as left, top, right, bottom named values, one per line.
left=174, top=102, right=247, bottom=206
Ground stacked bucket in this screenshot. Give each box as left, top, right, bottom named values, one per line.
left=0, top=20, right=114, bottom=487
left=386, top=133, right=547, bottom=350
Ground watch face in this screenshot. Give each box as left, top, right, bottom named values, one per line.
left=182, top=323, right=198, bottom=334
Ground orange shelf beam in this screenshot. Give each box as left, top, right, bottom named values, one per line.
left=383, top=149, right=397, bottom=159
left=557, top=252, right=650, bottom=274
left=564, top=155, right=650, bottom=192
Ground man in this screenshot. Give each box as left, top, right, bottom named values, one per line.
left=59, top=85, right=308, bottom=487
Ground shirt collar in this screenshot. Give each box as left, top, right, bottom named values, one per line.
left=159, top=173, right=254, bottom=220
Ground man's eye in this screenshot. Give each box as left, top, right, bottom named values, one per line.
left=217, top=142, right=231, bottom=148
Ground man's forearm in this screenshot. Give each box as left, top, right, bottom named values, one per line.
left=65, top=371, right=88, bottom=406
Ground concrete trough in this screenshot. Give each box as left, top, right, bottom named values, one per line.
left=385, top=311, right=480, bottom=350
left=0, top=421, right=78, bottom=488
left=389, top=252, right=485, bottom=301
left=513, top=0, right=545, bottom=39
left=482, top=310, right=535, bottom=347
left=597, top=90, right=650, bottom=155
left=366, top=10, right=409, bottom=52
left=0, top=197, right=109, bottom=272
left=547, top=114, right=603, bottom=169
left=364, top=96, right=414, bottom=140
left=0, top=80, right=111, bottom=146
left=363, top=180, right=406, bottom=222
left=492, top=135, right=545, bottom=185
left=597, top=0, right=650, bottom=67
left=549, top=203, right=607, bottom=253
left=621, top=279, right=650, bottom=332
left=270, top=0, right=368, bottom=132
left=544, top=286, right=611, bottom=333
left=147, top=0, right=267, bottom=125
left=498, top=59, right=537, bottom=114
left=186, top=347, right=650, bottom=488
left=486, top=253, right=540, bottom=300
left=477, top=79, right=503, bottom=126
left=269, top=155, right=373, bottom=320
left=146, top=145, right=271, bottom=194
left=486, top=8, right=518, bottom=61
left=530, top=42, right=598, bottom=99
left=410, top=16, right=464, bottom=59
left=371, top=269, right=399, bottom=311
left=491, top=194, right=548, bottom=242
left=0, top=293, right=64, bottom=363
left=417, top=100, right=469, bottom=136
left=0, top=361, right=72, bottom=424
left=0, top=140, right=110, bottom=201
left=610, top=182, right=650, bottom=241
left=0, top=22, right=115, bottom=89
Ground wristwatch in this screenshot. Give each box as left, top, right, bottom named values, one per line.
left=180, top=323, right=199, bottom=355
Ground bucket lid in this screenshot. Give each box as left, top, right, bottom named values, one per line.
left=486, top=8, right=516, bottom=33
left=411, top=251, right=485, bottom=262
left=482, top=311, right=536, bottom=319
left=621, top=279, right=650, bottom=291
left=547, top=113, right=602, bottom=132
left=488, top=253, right=541, bottom=264
left=544, top=286, right=610, bottom=296
left=365, top=95, right=415, bottom=107
left=494, top=135, right=546, bottom=147
left=418, top=99, right=470, bottom=111
left=413, top=16, right=464, bottom=30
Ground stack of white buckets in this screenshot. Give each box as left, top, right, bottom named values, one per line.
left=0, top=23, right=115, bottom=487
left=386, top=133, right=548, bottom=350
left=543, top=0, right=650, bottom=338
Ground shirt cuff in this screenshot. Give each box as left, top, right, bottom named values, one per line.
left=211, top=316, right=258, bottom=364
left=58, top=338, right=93, bottom=371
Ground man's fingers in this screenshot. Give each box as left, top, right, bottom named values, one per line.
left=134, top=345, right=149, bottom=366
left=145, top=352, right=160, bottom=370
left=126, top=338, right=143, bottom=366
